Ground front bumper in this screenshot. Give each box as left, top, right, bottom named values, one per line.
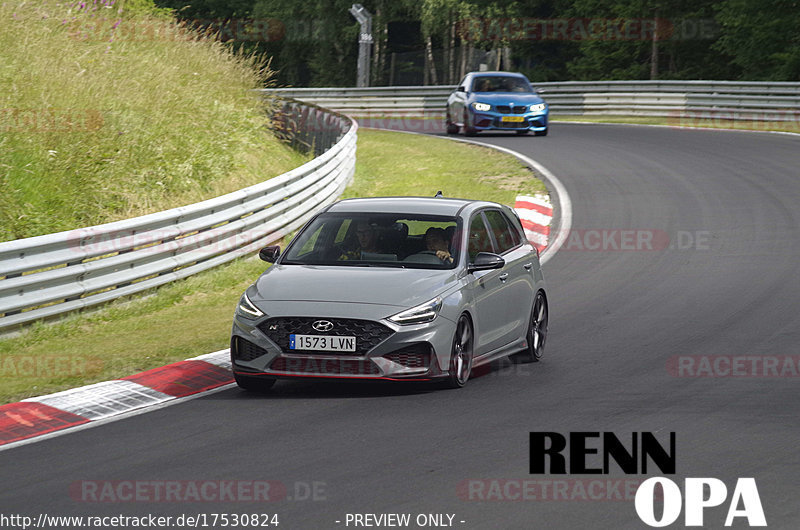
left=231, top=308, right=456, bottom=382
left=468, top=109, right=548, bottom=131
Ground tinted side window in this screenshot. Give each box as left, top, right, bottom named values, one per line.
left=484, top=210, right=520, bottom=254
left=468, top=214, right=494, bottom=261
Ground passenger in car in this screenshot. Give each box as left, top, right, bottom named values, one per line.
left=339, top=221, right=381, bottom=260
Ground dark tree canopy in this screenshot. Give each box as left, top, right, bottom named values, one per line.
left=154, top=0, right=799, bottom=85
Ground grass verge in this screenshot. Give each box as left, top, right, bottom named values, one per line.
left=551, top=114, right=800, bottom=134
left=0, top=129, right=545, bottom=404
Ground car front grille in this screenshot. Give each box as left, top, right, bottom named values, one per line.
left=269, top=357, right=381, bottom=375
left=493, top=118, right=529, bottom=128
left=257, top=317, right=394, bottom=356
left=384, top=344, right=431, bottom=368
left=496, top=105, right=527, bottom=114
left=232, top=337, right=270, bottom=361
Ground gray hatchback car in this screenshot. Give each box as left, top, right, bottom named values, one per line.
left=231, top=196, right=548, bottom=390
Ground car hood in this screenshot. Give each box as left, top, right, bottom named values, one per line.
left=469, top=93, right=545, bottom=105
left=252, top=264, right=458, bottom=308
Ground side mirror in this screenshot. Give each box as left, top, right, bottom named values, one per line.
left=536, top=87, right=546, bottom=94
left=457, top=85, right=466, bottom=93
left=259, top=245, right=280, bottom=263
left=468, top=252, right=505, bottom=273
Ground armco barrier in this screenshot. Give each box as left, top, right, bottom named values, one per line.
left=0, top=101, right=356, bottom=332
left=260, top=81, right=800, bottom=121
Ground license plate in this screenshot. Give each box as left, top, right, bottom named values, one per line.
left=290, top=334, right=356, bottom=352
left=501, top=116, right=525, bottom=122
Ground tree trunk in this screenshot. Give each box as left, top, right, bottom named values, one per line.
left=426, top=36, right=439, bottom=85
left=650, top=12, right=659, bottom=80
left=372, top=6, right=382, bottom=85
left=458, top=41, right=466, bottom=80
left=448, top=20, right=456, bottom=83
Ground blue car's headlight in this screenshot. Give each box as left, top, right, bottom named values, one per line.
left=236, top=292, right=264, bottom=319
left=529, top=103, right=547, bottom=112
left=388, top=296, right=443, bottom=325
left=472, top=102, right=491, bottom=112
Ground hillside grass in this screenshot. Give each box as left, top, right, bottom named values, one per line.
left=0, top=0, right=307, bottom=242
left=0, top=129, right=545, bottom=404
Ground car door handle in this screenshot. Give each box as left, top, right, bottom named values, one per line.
left=499, top=273, right=509, bottom=282
left=523, top=263, right=532, bottom=270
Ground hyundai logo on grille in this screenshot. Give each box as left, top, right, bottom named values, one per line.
left=312, top=320, right=334, bottom=332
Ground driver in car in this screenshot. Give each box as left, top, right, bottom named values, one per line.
left=424, top=227, right=453, bottom=264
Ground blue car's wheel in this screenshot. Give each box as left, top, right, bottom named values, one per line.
left=534, top=128, right=548, bottom=137
left=446, top=112, right=459, bottom=135
left=463, top=111, right=477, bottom=137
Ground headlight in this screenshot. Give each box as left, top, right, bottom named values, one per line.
left=472, top=102, right=491, bottom=112
left=236, top=292, right=264, bottom=319
left=529, top=103, right=547, bottom=112
left=388, top=296, right=443, bottom=325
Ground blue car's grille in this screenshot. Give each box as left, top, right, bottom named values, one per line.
left=258, top=317, right=394, bottom=356
left=496, top=105, right=527, bottom=114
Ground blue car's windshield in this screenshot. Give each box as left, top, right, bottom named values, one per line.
left=282, top=213, right=461, bottom=269
left=472, top=76, right=533, bottom=93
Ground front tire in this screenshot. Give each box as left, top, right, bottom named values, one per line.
left=519, top=291, right=548, bottom=362
left=446, top=315, right=474, bottom=388
left=446, top=113, right=459, bottom=135
left=534, top=128, right=548, bottom=137
left=234, top=373, right=276, bottom=392
left=463, top=111, right=477, bottom=137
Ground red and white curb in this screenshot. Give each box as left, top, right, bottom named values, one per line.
left=0, top=350, right=233, bottom=448
left=515, top=194, right=552, bottom=252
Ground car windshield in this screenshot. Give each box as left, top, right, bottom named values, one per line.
left=472, top=76, right=533, bottom=93
left=282, top=212, right=461, bottom=269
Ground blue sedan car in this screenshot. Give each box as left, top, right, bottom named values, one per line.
left=446, top=72, right=548, bottom=136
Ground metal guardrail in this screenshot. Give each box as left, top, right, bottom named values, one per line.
left=261, top=81, right=800, bottom=121
left=0, top=100, right=357, bottom=332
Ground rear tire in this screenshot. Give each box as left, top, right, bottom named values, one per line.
left=234, top=373, right=276, bottom=392
left=445, top=315, right=474, bottom=388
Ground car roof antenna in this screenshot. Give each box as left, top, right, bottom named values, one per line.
left=434, top=191, right=444, bottom=198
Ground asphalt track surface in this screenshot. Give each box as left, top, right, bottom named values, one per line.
left=2, top=121, right=800, bottom=529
